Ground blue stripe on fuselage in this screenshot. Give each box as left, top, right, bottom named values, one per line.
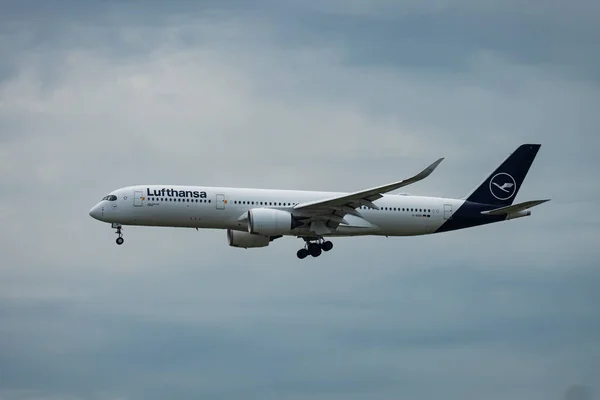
left=435, top=201, right=506, bottom=233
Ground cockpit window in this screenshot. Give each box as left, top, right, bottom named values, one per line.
left=102, top=195, right=118, bottom=201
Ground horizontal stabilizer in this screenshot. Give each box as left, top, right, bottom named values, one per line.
left=481, top=199, right=550, bottom=216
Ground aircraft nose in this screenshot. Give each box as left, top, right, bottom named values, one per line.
left=89, top=203, right=103, bottom=220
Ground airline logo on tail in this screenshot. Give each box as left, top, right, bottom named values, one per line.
left=489, top=173, right=517, bottom=200
left=493, top=182, right=514, bottom=192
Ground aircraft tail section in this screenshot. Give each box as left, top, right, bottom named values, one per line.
left=464, top=144, right=541, bottom=206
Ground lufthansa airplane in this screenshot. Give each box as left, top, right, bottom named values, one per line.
left=89, top=144, right=549, bottom=259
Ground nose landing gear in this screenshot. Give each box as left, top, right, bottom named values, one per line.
left=114, top=224, right=124, bottom=245
left=296, top=237, right=333, bottom=259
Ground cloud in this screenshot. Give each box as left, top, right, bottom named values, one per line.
left=1, top=264, right=598, bottom=399
left=0, top=1, right=598, bottom=399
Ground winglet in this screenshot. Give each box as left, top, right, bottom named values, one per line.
left=392, top=157, right=444, bottom=191
left=417, top=157, right=444, bottom=180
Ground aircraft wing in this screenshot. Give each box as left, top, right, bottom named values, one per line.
left=292, top=157, right=444, bottom=235
left=294, top=157, right=444, bottom=212
left=480, top=199, right=550, bottom=215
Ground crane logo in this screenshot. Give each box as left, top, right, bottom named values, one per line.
left=489, top=173, right=517, bottom=200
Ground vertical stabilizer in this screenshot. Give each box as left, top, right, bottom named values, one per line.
left=464, top=144, right=541, bottom=206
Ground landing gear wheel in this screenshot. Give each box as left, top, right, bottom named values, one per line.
left=321, top=241, right=333, bottom=251
left=297, top=248, right=309, bottom=259
left=114, top=225, right=124, bottom=245
left=308, top=243, right=322, bottom=257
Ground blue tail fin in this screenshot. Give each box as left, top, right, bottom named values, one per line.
left=465, top=144, right=541, bottom=206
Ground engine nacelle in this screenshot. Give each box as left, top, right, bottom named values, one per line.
left=247, top=208, right=294, bottom=235
left=227, top=229, right=270, bottom=248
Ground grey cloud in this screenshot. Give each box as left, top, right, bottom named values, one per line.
left=1, top=265, right=598, bottom=399
left=264, top=0, right=600, bottom=83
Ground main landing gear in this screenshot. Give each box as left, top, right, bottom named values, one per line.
left=114, top=224, right=124, bottom=245
left=296, top=237, right=333, bottom=259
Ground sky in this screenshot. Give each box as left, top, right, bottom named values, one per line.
left=0, top=0, right=599, bottom=399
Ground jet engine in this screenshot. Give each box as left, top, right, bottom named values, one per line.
left=227, top=229, right=270, bottom=248
left=247, top=208, right=300, bottom=235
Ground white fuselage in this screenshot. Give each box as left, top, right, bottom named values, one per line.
left=89, top=185, right=463, bottom=237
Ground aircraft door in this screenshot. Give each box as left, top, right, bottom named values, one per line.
left=216, top=194, right=226, bottom=210
left=134, top=190, right=143, bottom=207
left=444, top=204, right=452, bottom=220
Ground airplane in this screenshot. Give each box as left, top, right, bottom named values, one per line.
left=89, top=144, right=549, bottom=259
